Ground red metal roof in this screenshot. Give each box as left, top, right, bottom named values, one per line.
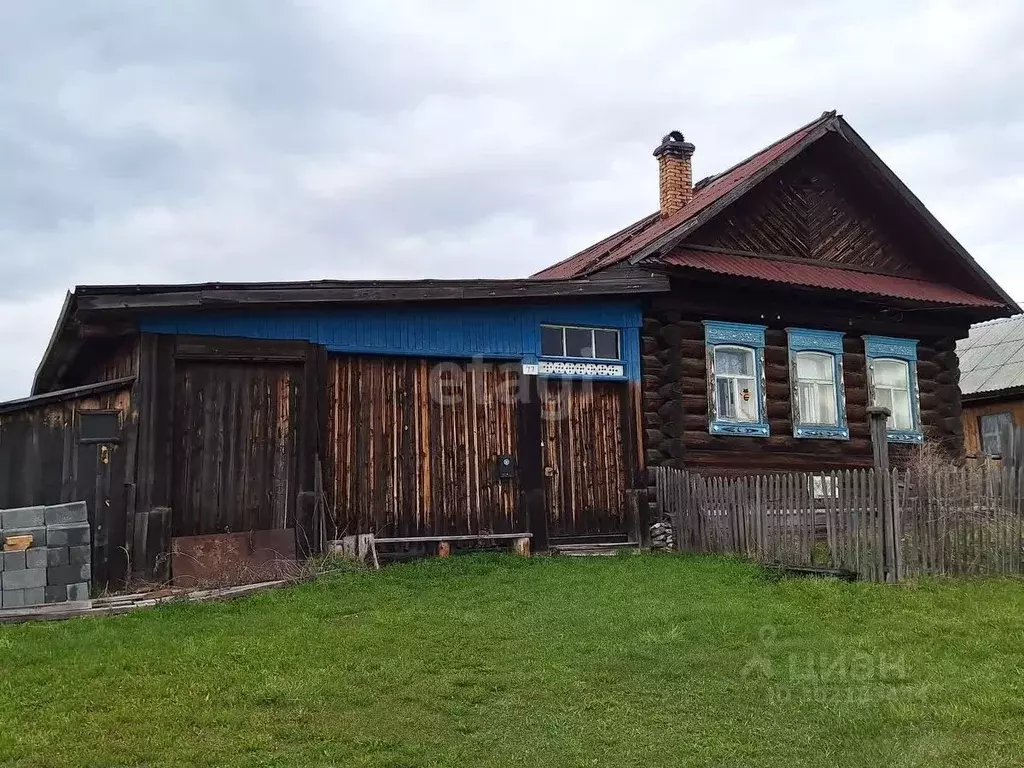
left=532, top=114, right=830, bottom=279
left=659, top=248, right=1004, bottom=308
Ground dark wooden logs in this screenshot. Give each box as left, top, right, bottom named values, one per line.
left=641, top=294, right=968, bottom=472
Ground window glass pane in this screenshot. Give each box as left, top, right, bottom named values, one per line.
left=890, top=388, right=913, bottom=430
left=716, top=377, right=735, bottom=419
left=795, top=351, right=834, bottom=382
left=873, top=359, right=909, bottom=387
left=593, top=329, right=619, bottom=360
left=540, top=325, right=563, bottom=357
left=980, top=412, right=1014, bottom=455
left=715, top=346, right=754, bottom=376
left=798, top=381, right=838, bottom=425
left=734, top=378, right=758, bottom=422
left=874, top=387, right=894, bottom=415
left=717, top=375, right=757, bottom=422
left=564, top=328, right=594, bottom=358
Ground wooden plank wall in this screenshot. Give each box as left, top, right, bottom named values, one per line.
left=0, top=386, right=133, bottom=589
left=541, top=379, right=631, bottom=536
left=79, top=336, right=140, bottom=386
left=324, top=356, right=521, bottom=538
left=170, top=361, right=302, bottom=537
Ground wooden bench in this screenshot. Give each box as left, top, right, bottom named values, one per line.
left=375, top=533, right=532, bottom=558
left=332, top=533, right=532, bottom=565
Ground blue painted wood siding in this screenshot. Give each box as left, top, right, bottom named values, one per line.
left=139, top=302, right=644, bottom=380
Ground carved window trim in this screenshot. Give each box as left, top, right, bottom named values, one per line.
left=703, top=321, right=769, bottom=437
left=864, top=334, right=923, bottom=444
left=786, top=328, right=849, bottom=440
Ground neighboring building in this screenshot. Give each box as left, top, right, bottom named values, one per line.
left=957, top=316, right=1024, bottom=458
left=0, top=109, right=1017, bottom=587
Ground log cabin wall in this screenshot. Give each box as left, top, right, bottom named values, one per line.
left=642, top=278, right=969, bottom=473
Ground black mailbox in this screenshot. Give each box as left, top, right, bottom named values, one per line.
left=496, top=455, right=516, bottom=479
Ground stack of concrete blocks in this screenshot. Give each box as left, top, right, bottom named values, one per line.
left=0, top=501, right=91, bottom=608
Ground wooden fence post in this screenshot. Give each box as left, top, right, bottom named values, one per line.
left=867, top=406, right=891, bottom=474
left=867, top=406, right=900, bottom=581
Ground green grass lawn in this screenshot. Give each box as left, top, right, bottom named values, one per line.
left=2, top=555, right=1024, bottom=767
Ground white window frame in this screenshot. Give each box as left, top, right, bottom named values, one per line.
left=786, top=328, right=849, bottom=441
left=540, top=324, right=621, bottom=361
left=864, top=335, right=922, bottom=444
left=703, top=321, right=769, bottom=437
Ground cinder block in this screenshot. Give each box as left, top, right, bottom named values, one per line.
left=46, top=547, right=69, bottom=567
left=1, top=506, right=44, bottom=530
left=66, top=582, right=89, bottom=602
left=44, top=524, right=89, bottom=547
left=3, top=528, right=46, bottom=548
left=47, top=564, right=91, bottom=586
left=3, top=568, right=46, bottom=590
left=23, top=587, right=44, bottom=606
left=43, top=501, right=88, bottom=526
left=44, top=585, right=67, bottom=604
left=68, top=545, right=91, bottom=566
left=2, top=589, right=25, bottom=608
left=2, top=552, right=25, bottom=571
left=25, top=548, right=47, bottom=570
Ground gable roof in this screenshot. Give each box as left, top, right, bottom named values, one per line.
left=957, top=315, right=1024, bottom=399
left=533, top=112, right=1018, bottom=312
left=533, top=112, right=834, bottom=280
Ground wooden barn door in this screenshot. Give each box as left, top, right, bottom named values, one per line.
left=325, top=356, right=522, bottom=538
left=171, top=352, right=307, bottom=538
left=540, top=379, right=633, bottom=541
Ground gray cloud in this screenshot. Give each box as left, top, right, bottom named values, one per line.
left=0, top=0, right=1023, bottom=398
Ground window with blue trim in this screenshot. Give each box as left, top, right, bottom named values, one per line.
left=787, top=328, right=849, bottom=440
left=703, top=321, right=769, bottom=437
left=864, top=335, right=923, bottom=444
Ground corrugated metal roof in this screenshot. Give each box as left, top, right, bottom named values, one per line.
left=658, top=248, right=1004, bottom=307
left=957, top=315, right=1024, bottom=396
left=532, top=114, right=830, bottom=279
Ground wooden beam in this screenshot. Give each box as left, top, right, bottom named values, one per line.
left=73, top=276, right=671, bottom=314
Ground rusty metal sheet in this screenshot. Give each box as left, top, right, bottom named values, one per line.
left=170, top=529, right=296, bottom=587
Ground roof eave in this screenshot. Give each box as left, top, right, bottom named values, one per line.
left=829, top=117, right=1020, bottom=313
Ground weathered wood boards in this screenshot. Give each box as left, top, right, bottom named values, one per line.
left=170, top=361, right=302, bottom=537
left=541, top=379, right=631, bottom=538
left=654, top=464, right=1024, bottom=583
left=0, top=381, right=133, bottom=590
left=324, top=356, right=522, bottom=538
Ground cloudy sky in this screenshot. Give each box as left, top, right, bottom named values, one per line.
left=1, top=1, right=1022, bottom=398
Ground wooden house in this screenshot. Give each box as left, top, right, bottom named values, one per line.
left=1, top=109, right=1017, bottom=586
left=535, top=111, right=1017, bottom=472
left=957, top=316, right=1024, bottom=458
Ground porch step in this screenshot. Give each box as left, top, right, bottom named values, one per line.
left=549, top=541, right=641, bottom=557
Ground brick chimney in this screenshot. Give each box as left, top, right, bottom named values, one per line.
left=653, top=131, right=695, bottom=218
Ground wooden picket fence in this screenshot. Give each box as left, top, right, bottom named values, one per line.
left=651, top=464, right=1024, bottom=583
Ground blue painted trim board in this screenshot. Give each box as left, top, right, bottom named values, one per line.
left=139, top=302, right=644, bottom=381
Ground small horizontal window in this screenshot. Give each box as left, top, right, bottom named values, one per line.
left=539, top=325, right=620, bottom=361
